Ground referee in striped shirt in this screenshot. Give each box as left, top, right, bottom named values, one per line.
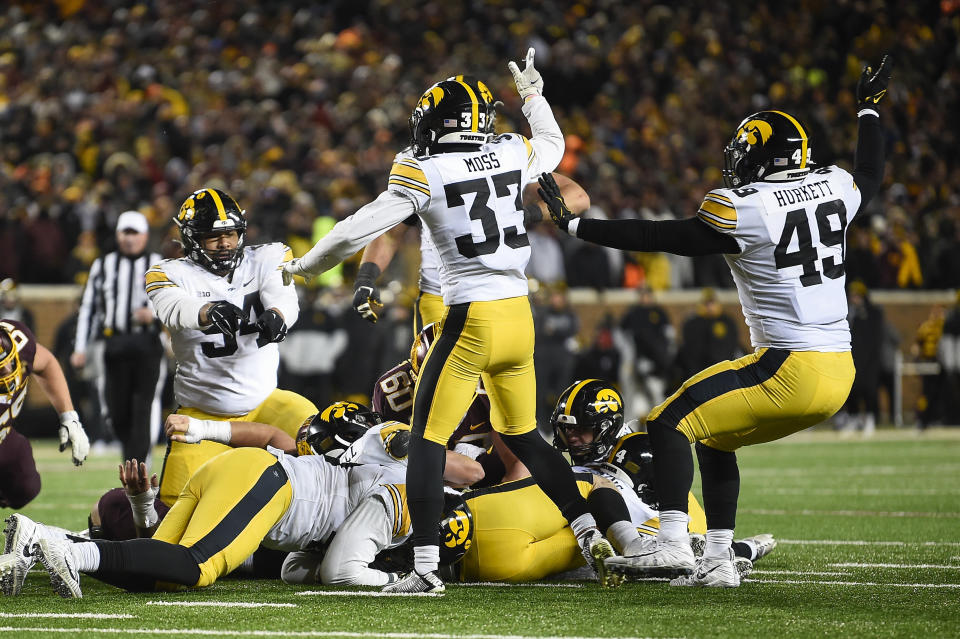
left=71, top=211, right=164, bottom=465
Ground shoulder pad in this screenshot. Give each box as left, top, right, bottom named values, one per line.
left=697, top=189, right=738, bottom=232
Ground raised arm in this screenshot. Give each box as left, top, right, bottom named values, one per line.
left=509, top=48, right=565, bottom=175
left=353, top=222, right=411, bottom=323
left=851, top=55, right=892, bottom=211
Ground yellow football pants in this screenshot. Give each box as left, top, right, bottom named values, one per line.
left=414, top=291, right=445, bottom=334
left=414, top=296, right=536, bottom=445
left=153, top=447, right=291, bottom=587
left=649, top=349, right=855, bottom=451
left=158, top=388, right=316, bottom=505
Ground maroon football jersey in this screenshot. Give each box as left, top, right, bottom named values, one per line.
left=0, top=319, right=38, bottom=431
left=372, top=359, right=492, bottom=449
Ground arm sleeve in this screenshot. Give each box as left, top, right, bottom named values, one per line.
left=260, top=245, right=299, bottom=326
left=574, top=216, right=741, bottom=256
left=522, top=95, right=565, bottom=176
left=73, top=257, right=102, bottom=354
left=146, top=265, right=206, bottom=331
left=852, top=113, right=884, bottom=213
left=318, top=496, right=397, bottom=586
left=295, top=191, right=418, bottom=277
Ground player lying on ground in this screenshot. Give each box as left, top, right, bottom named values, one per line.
left=551, top=379, right=777, bottom=579
left=0, top=403, right=479, bottom=598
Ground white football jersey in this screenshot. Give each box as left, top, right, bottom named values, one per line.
left=264, top=447, right=386, bottom=552
left=146, top=243, right=298, bottom=415
left=697, top=166, right=863, bottom=351
left=418, top=225, right=442, bottom=295
left=388, top=134, right=552, bottom=305
left=337, top=421, right=411, bottom=485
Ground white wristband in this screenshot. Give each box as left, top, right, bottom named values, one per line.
left=59, top=410, right=80, bottom=425
left=187, top=417, right=233, bottom=444
left=127, top=489, right=159, bottom=529
left=567, top=217, right=581, bottom=237
left=857, top=108, right=879, bottom=118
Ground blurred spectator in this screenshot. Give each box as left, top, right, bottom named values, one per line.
left=0, top=279, right=35, bottom=331
left=533, top=287, right=579, bottom=427
left=913, top=305, right=946, bottom=430
left=279, top=288, right=349, bottom=410
left=940, top=292, right=960, bottom=425
left=573, top=314, right=622, bottom=385
left=878, top=317, right=902, bottom=425
left=835, top=281, right=884, bottom=436
left=675, top=288, right=744, bottom=382
left=619, top=287, right=675, bottom=417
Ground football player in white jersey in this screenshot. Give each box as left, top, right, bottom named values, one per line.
left=282, top=50, right=617, bottom=593
left=540, top=56, right=892, bottom=587
left=145, top=188, right=317, bottom=506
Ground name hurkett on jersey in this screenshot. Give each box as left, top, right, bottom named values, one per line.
left=772, top=179, right=835, bottom=207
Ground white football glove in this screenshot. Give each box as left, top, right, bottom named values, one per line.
left=58, top=410, right=90, bottom=466
left=508, top=47, right=543, bottom=101
left=282, top=258, right=303, bottom=286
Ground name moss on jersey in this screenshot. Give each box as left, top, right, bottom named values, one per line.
left=145, top=243, right=293, bottom=415
left=387, top=134, right=543, bottom=305
left=697, top=166, right=863, bottom=351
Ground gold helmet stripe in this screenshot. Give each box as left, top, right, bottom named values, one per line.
left=454, top=79, right=480, bottom=133
left=205, top=188, right=229, bottom=221
left=770, top=111, right=808, bottom=169
left=563, top=378, right=599, bottom=416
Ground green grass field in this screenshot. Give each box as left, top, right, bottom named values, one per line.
left=2, top=431, right=959, bottom=639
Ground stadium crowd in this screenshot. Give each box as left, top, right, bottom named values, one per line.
left=0, top=1, right=957, bottom=291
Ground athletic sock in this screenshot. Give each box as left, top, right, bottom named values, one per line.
left=658, top=510, right=689, bottom=543
left=705, top=528, right=735, bottom=559
left=69, top=540, right=101, bottom=573
left=413, top=545, right=439, bottom=575
left=607, top=520, right=640, bottom=553
left=569, top=513, right=599, bottom=546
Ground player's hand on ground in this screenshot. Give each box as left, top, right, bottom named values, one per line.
left=206, top=301, right=246, bottom=336
left=857, top=54, right=893, bottom=109
left=538, top=172, right=575, bottom=232
left=353, top=284, right=383, bottom=323
left=58, top=410, right=89, bottom=466
left=508, top=47, right=543, bottom=101
left=256, top=309, right=288, bottom=343
left=119, top=459, right=158, bottom=498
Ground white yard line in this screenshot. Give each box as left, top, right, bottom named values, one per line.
left=743, top=464, right=960, bottom=477
left=750, top=570, right=847, bottom=576
left=779, top=539, right=960, bottom=547
left=0, top=627, right=678, bottom=639
left=829, top=563, right=960, bottom=569
left=745, top=578, right=960, bottom=589
left=456, top=582, right=584, bottom=588
left=741, top=508, right=960, bottom=518
left=146, top=601, right=296, bottom=608
left=296, top=590, right=441, bottom=598
left=0, top=614, right=135, bottom=619
left=753, top=487, right=960, bottom=496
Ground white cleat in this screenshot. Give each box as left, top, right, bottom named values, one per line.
left=670, top=548, right=741, bottom=588
left=741, top=533, right=777, bottom=561
left=32, top=538, right=82, bottom=599
left=381, top=570, right=445, bottom=595
left=734, top=555, right=754, bottom=580
left=689, top=533, right=706, bottom=558
left=2, top=514, right=41, bottom=596
left=605, top=538, right=695, bottom=578
left=621, top=534, right=657, bottom=557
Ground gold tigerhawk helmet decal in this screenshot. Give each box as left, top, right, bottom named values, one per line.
left=594, top=388, right=622, bottom=414
left=444, top=509, right=472, bottom=551
left=738, top=119, right=774, bottom=146
left=321, top=401, right=360, bottom=421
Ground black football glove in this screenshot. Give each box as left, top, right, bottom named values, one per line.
left=206, top=301, right=246, bottom=336
left=256, top=309, right=288, bottom=343
left=537, top=172, right=575, bottom=232
left=353, top=262, right=383, bottom=323
left=857, top=54, right=893, bottom=110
